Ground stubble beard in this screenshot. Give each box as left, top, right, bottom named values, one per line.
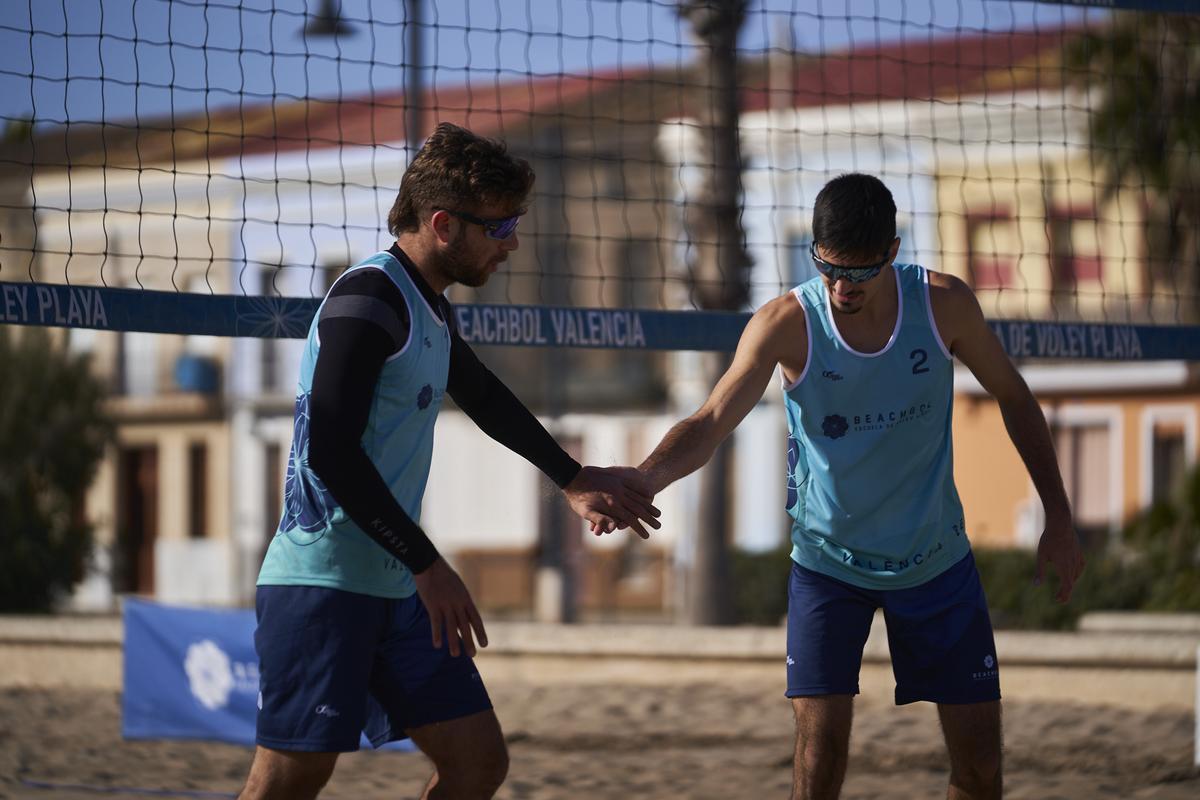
left=828, top=287, right=864, bottom=315
left=436, top=230, right=490, bottom=288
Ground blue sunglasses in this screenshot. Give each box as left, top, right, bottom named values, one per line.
left=437, top=207, right=524, bottom=240
left=810, top=241, right=890, bottom=283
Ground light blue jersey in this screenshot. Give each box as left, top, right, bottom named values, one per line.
left=258, top=251, right=451, bottom=598
left=783, top=263, right=968, bottom=589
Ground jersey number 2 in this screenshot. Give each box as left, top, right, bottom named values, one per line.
left=910, top=349, right=930, bottom=374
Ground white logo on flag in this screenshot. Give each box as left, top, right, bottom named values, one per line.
left=184, top=639, right=235, bottom=710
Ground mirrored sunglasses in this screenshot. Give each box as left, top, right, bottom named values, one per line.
left=810, top=241, right=889, bottom=284
left=438, top=208, right=524, bottom=240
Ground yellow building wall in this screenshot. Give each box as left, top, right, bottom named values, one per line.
left=935, top=152, right=1148, bottom=321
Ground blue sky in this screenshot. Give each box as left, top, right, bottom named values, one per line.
left=0, top=0, right=1099, bottom=128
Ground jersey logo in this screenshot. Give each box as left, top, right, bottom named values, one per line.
left=424, top=336, right=432, bottom=349
left=417, top=384, right=434, bottom=409
left=280, top=393, right=337, bottom=534
left=821, top=370, right=844, bottom=381
left=822, top=414, right=849, bottom=440
left=785, top=435, right=802, bottom=509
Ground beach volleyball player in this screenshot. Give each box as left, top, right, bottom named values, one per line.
left=238, top=123, right=660, bottom=800
left=625, top=173, right=1084, bottom=799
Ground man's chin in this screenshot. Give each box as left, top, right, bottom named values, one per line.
left=459, top=272, right=490, bottom=288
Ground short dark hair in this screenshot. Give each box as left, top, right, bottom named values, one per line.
left=387, top=122, right=535, bottom=236
left=811, top=173, right=897, bottom=260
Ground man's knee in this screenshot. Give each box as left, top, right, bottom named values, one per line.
left=239, top=748, right=338, bottom=800
left=949, top=749, right=1001, bottom=797
left=941, top=700, right=1002, bottom=798
left=478, top=743, right=510, bottom=793
left=462, top=737, right=510, bottom=792
left=792, top=696, right=853, bottom=763
left=795, top=726, right=849, bottom=770
left=790, top=695, right=853, bottom=800
left=430, top=742, right=508, bottom=798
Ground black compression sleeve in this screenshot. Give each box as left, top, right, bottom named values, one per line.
left=308, top=315, right=441, bottom=574
left=446, top=332, right=582, bottom=488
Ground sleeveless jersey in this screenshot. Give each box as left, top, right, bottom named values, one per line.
left=782, top=263, right=968, bottom=589
left=257, top=250, right=452, bottom=598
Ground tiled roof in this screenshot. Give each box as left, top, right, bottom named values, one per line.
left=212, top=64, right=668, bottom=159
left=741, top=25, right=1074, bottom=113
left=4, top=25, right=1077, bottom=171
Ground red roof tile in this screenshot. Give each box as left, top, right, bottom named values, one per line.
left=741, top=25, right=1075, bottom=113
left=12, top=25, right=1078, bottom=169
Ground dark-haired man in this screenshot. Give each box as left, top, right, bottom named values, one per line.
left=239, top=122, right=660, bottom=800
left=625, top=173, right=1083, bottom=799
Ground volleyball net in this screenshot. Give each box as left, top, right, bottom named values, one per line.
left=0, top=0, right=1197, bottom=360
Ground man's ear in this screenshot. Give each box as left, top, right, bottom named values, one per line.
left=429, top=209, right=454, bottom=244
left=888, top=236, right=901, bottom=263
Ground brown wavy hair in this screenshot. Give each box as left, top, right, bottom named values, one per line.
left=387, top=122, right=535, bottom=236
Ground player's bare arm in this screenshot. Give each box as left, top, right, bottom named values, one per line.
left=638, top=293, right=808, bottom=494
left=928, top=271, right=1085, bottom=602
left=563, top=466, right=662, bottom=539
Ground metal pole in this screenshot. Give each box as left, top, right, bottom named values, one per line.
left=406, top=0, right=422, bottom=162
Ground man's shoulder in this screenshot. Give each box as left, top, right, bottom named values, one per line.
left=752, top=291, right=809, bottom=332
left=922, top=267, right=972, bottom=298
left=922, top=268, right=984, bottom=350
left=329, top=265, right=401, bottom=298
left=761, top=290, right=808, bottom=318
left=317, top=264, right=412, bottom=353
left=744, top=292, right=809, bottom=354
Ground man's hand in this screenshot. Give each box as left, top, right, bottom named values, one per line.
left=563, top=465, right=661, bottom=539
left=412, top=557, right=487, bottom=657
left=1034, top=514, right=1086, bottom=603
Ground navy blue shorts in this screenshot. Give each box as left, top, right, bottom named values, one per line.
left=786, top=551, right=1000, bottom=705
left=254, top=585, right=493, bottom=752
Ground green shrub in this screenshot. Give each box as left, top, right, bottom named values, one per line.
left=731, top=542, right=792, bottom=625
left=973, top=546, right=1153, bottom=630
left=0, top=328, right=111, bottom=611
left=734, top=465, right=1200, bottom=628
left=1121, top=467, right=1200, bottom=612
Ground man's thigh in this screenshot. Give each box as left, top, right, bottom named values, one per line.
left=362, top=593, right=494, bottom=748
left=881, top=552, right=1001, bottom=706
left=254, top=586, right=387, bottom=752
left=786, top=561, right=879, bottom=698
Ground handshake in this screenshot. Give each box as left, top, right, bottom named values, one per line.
left=561, top=465, right=662, bottom=540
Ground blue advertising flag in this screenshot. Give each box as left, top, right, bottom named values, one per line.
left=121, top=598, right=412, bottom=751
left=122, top=598, right=261, bottom=745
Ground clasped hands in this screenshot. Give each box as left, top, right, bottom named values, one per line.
left=562, top=465, right=660, bottom=539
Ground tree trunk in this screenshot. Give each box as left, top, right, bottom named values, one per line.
left=679, top=0, right=752, bottom=625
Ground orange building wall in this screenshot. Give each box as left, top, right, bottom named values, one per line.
left=952, top=392, right=1029, bottom=547
left=952, top=387, right=1200, bottom=548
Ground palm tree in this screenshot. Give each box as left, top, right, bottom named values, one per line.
left=677, top=0, right=753, bottom=625
left=1066, top=13, right=1200, bottom=321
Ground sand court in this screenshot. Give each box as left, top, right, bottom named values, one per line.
left=1, top=617, right=1197, bottom=799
